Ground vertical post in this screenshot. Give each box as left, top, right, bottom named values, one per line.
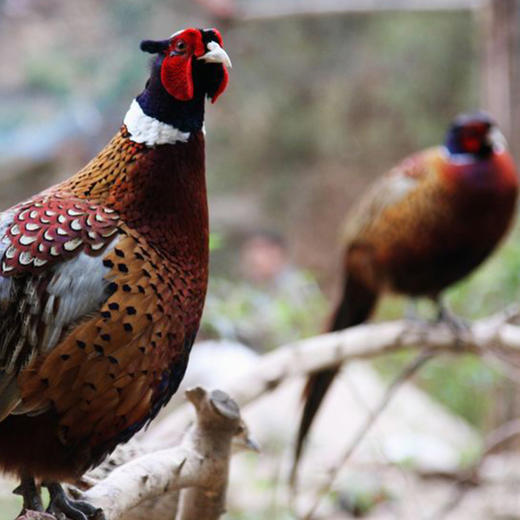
left=512, top=1, right=520, bottom=157
left=478, top=0, right=520, bottom=158
left=478, top=0, right=520, bottom=446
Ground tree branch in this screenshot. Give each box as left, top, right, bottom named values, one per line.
left=301, top=348, right=435, bottom=519
left=77, top=388, right=246, bottom=520
left=148, top=306, right=520, bottom=446
left=431, top=417, right=520, bottom=518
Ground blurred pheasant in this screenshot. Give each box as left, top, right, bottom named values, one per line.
left=0, top=27, right=231, bottom=519
left=293, top=113, right=519, bottom=481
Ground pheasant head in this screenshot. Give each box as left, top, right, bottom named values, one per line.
left=444, top=112, right=506, bottom=159
left=124, top=28, right=232, bottom=145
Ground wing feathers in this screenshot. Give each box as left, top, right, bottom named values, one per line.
left=0, top=196, right=120, bottom=420
left=0, top=375, right=21, bottom=421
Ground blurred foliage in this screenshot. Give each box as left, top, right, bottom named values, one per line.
left=201, top=271, right=327, bottom=351
left=203, top=231, right=328, bottom=349
left=0, top=485, right=51, bottom=520
left=336, top=478, right=392, bottom=517
left=0, top=496, right=19, bottom=520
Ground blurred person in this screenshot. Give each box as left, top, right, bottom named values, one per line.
left=240, top=230, right=308, bottom=291
left=240, top=231, right=287, bottom=285
left=201, top=230, right=326, bottom=351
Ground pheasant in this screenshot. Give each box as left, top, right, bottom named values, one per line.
left=0, top=27, right=231, bottom=519
left=292, top=112, right=519, bottom=480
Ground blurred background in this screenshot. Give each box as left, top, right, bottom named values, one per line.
left=1, top=0, right=520, bottom=518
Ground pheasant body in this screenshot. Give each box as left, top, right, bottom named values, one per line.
left=293, top=113, right=519, bottom=480
left=344, top=146, right=518, bottom=297
left=0, top=28, right=231, bottom=514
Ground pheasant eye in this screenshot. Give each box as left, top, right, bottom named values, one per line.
left=175, top=40, right=186, bottom=52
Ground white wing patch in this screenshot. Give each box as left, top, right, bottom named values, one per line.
left=0, top=236, right=121, bottom=419
left=41, top=237, right=119, bottom=352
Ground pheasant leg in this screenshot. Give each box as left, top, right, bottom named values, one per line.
left=13, top=475, right=44, bottom=513
left=434, top=297, right=471, bottom=350
left=435, top=297, right=469, bottom=334
left=45, top=482, right=104, bottom=520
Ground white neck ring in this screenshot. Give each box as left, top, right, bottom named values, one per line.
left=123, top=99, right=191, bottom=146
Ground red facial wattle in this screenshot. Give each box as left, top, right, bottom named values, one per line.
left=210, top=66, right=228, bottom=103
left=161, top=55, right=195, bottom=101
left=207, top=28, right=229, bottom=103
left=160, top=29, right=205, bottom=101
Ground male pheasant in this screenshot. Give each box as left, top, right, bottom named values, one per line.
left=293, top=112, right=519, bottom=480
left=0, top=27, right=231, bottom=519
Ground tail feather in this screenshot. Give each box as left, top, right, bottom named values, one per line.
left=291, top=273, right=377, bottom=485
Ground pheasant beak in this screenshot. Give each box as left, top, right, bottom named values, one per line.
left=199, top=41, right=232, bottom=69
left=488, top=126, right=507, bottom=152
left=244, top=436, right=261, bottom=453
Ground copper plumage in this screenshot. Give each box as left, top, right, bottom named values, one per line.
left=0, top=27, right=231, bottom=519
left=293, top=113, right=519, bottom=481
